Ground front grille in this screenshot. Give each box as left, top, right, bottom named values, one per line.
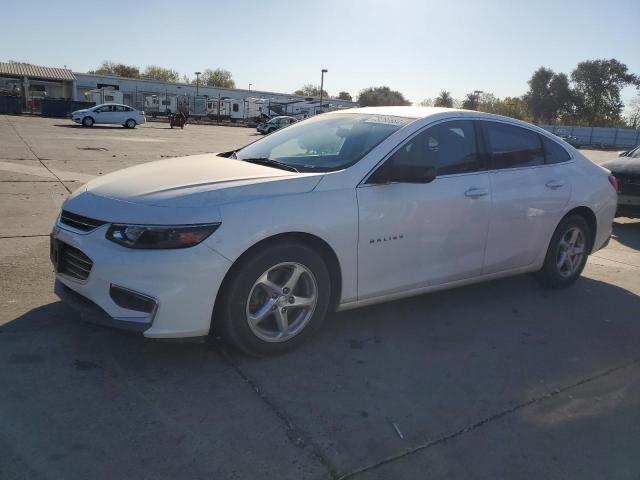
left=60, top=210, right=106, bottom=232
left=54, top=241, right=94, bottom=281
left=617, top=175, right=640, bottom=196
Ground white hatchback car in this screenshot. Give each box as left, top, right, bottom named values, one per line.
left=52, top=107, right=617, bottom=355
left=72, top=103, right=146, bottom=128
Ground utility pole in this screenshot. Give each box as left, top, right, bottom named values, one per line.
left=319, top=68, right=328, bottom=115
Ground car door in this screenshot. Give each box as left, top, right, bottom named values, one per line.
left=481, top=121, right=571, bottom=274
left=114, top=105, right=129, bottom=124
left=95, top=105, right=116, bottom=124
left=357, top=119, right=491, bottom=300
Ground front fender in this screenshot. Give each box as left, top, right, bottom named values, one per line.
left=204, top=188, right=358, bottom=304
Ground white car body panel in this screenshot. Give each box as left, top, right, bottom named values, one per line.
left=53, top=107, right=617, bottom=338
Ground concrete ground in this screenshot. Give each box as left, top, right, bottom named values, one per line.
left=1, top=115, right=639, bottom=480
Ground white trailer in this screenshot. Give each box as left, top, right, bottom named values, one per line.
left=144, top=94, right=177, bottom=115
left=84, top=88, right=123, bottom=105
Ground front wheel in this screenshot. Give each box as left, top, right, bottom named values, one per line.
left=82, top=116, right=94, bottom=127
left=536, top=215, right=591, bottom=288
left=214, top=243, right=331, bottom=356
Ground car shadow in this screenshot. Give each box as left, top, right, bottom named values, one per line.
left=54, top=124, right=129, bottom=130
left=2, top=274, right=640, bottom=478
left=612, top=219, right=640, bottom=250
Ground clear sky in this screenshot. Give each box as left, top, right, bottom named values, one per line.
left=3, top=0, right=639, bottom=105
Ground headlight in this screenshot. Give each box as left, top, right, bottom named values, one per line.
left=106, top=223, right=220, bottom=249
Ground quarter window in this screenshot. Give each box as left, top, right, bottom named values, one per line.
left=381, top=120, right=481, bottom=177
left=541, top=136, right=571, bottom=164
left=484, top=122, right=544, bottom=169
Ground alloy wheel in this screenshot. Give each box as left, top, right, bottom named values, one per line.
left=556, top=227, right=585, bottom=278
left=246, top=262, right=318, bottom=342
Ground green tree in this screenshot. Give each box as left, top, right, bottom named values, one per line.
left=357, top=86, right=411, bottom=106
left=336, top=91, right=352, bottom=101
left=524, top=68, right=576, bottom=124
left=294, top=84, right=329, bottom=98
left=462, top=92, right=482, bottom=110
left=433, top=90, right=454, bottom=108
left=524, top=67, right=556, bottom=123
left=626, top=94, right=640, bottom=129
left=479, top=95, right=531, bottom=121
left=89, top=61, right=140, bottom=78
left=571, top=58, right=638, bottom=126
left=197, top=68, right=235, bottom=88
left=143, top=65, right=180, bottom=82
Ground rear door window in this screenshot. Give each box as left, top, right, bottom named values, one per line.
left=484, top=122, right=544, bottom=169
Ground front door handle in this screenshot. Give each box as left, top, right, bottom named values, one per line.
left=464, top=187, right=489, bottom=199
left=545, top=180, right=565, bottom=190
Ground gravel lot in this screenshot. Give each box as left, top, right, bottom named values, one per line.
left=1, top=115, right=639, bottom=480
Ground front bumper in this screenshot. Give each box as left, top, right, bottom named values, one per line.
left=55, top=280, right=153, bottom=333
left=52, top=221, right=232, bottom=338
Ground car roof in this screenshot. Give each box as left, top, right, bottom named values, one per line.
left=94, top=103, right=131, bottom=108
left=329, top=106, right=556, bottom=136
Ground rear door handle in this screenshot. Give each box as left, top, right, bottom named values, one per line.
left=545, top=180, right=565, bottom=190
left=464, top=187, right=489, bottom=199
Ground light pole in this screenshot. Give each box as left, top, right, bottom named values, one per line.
left=249, top=83, right=252, bottom=91
left=319, top=68, right=328, bottom=114
left=195, top=71, right=201, bottom=96
left=473, top=89, right=483, bottom=103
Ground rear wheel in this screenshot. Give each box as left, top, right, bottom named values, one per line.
left=536, top=215, right=590, bottom=288
left=125, top=119, right=136, bottom=129
left=82, top=116, right=94, bottom=127
left=214, top=243, right=331, bottom=356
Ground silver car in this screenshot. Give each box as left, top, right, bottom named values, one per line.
left=72, top=103, right=146, bottom=128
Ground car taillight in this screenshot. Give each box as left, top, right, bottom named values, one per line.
left=140, top=110, right=145, bottom=115
left=608, top=174, right=618, bottom=192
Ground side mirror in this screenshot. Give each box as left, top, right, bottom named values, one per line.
left=370, top=164, right=437, bottom=185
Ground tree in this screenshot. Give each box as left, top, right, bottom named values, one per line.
left=418, top=98, right=434, bottom=107
left=524, top=67, right=577, bottom=124
left=356, top=86, right=411, bottom=106
left=479, top=96, right=531, bottom=121
left=524, top=67, right=556, bottom=123
left=336, top=91, right=352, bottom=101
left=462, top=92, right=481, bottom=110
left=143, top=65, right=180, bottom=82
left=571, top=59, right=638, bottom=126
left=294, top=84, right=329, bottom=98
left=89, top=61, right=140, bottom=78
left=548, top=73, right=574, bottom=121
left=626, top=94, right=640, bottom=129
left=197, top=68, right=235, bottom=88
left=433, top=90, right=454, bottom=108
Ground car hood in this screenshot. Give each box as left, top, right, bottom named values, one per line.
left=62, top=153, right=324, bottom=224
left=601, top=158, right=640, bottom=176
left=72, top=109, right=89, bottom=115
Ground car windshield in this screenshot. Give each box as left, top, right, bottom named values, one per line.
left=237, top=113, right=415, bottom=172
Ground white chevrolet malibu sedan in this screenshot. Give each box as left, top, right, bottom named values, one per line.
left=51, top=107, right=617, bottom=355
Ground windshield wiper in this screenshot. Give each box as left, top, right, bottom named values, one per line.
left=240, top=157, right=299, bottom=172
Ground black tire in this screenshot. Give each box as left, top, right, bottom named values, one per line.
left=125, top=119, right=136, bottom=129
left=213, top=242, right=331, bottom=356
left=82, top=116, right=94, bottom=127
left=536, top=215, right=591, bottom=288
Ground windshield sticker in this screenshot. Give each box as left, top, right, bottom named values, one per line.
left=362, top=115, right=413, bottom=126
